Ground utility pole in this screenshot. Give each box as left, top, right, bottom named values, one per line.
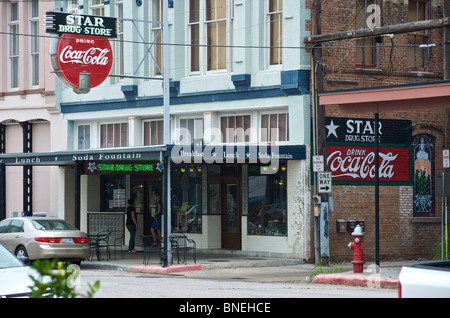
left=305, top=17, right=449, bottom=44
left=162, top=0, right=171, bottom=267
left=311, top=0, right=330, bottom=266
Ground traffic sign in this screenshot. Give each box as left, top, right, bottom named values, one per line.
left=313, top=155, right=324, bottom=172
left=317, top=172, right=332, bottom=194
left=444, top=149, right=449, bottom=168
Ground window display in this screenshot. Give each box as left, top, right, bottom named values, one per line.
left=248, top=165, right=287, bottom=236
left=172, top=166, right=202, bottom=233
left=103, top=175, right=126, bottom=210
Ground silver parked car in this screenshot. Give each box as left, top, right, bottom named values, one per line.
left=0, top=244, right=38, bottom=298
left=0, top=217, right=90, bottom=264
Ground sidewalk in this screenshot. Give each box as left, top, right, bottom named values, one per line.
left=310, top=262, right=407, bottom=289
left=80, top=248, right=419, bottom=288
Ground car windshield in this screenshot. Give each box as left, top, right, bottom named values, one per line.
left=0, top=245, right=24, bottom=269
left=31, top=219, right=77, bottom=231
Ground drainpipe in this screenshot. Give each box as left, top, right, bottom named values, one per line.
left=311, top=47, right=320, bottom=264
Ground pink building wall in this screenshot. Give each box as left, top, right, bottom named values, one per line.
left=0, top=1, right=67, bottom=218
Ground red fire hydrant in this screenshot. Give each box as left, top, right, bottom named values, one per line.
left=347, top=224, right=365, bottom=273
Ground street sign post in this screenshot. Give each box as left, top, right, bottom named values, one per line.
left=317, top=172, right=332, bottom=194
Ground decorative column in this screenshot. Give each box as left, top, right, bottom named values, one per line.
left=21, top=122, right=32, bottom=215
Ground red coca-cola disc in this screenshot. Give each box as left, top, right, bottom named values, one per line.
left=56, top=33, right=113, bottom=89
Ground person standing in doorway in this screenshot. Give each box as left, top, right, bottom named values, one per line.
left=151, top=192, right=162, bottom=247
left=126, top=198, right=137, bottom=253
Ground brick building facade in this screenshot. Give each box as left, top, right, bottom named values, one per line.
left=306, top=0, right=449, bottom=262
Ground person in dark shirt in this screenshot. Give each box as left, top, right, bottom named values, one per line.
left=126, top=198, right=137, bottom=253
left=151, top=192, right=162, bottom=247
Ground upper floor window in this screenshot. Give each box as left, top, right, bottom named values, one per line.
left=188, top=0, right=233, bottom=74
left=408, top=0, right=431, bottom=71
left=78, top=125, right=91, bottom=150
left=68, top=0, right=80, bottom=14
left=30, top=0, right=39, bottom=87
left=90, top=0, right=105, bottom=16
left=100, top=123, right=128, bottom=148
left=179, top=118, right=204, bottom=145
left=151, top=0, right=163, bottom=76
left=221, top=115, right=251, bottom=143
left=9, top=1, right=19, bottom=89
left=114, top=0, right=124, bottom=82
left=268, top=0, right=282, bottom=66
left=355, top=0, right=380, bottom=68
left=261, top=113, right=289, bottom=143
left=144, top=120, right=164, bottom=146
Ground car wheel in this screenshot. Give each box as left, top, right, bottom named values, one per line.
left=16, top=246, right=28, bottom=259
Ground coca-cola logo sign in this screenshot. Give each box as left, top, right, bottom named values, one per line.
left=55, top=34, right=113, bottom=89
left=325, top=116, right=412, bottom=185
left=326, top=145, right=411, bottom=184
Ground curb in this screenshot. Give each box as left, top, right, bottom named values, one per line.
left=311, top=273, right=399, bottom=289
left=129, top=264, right=204, bottom=274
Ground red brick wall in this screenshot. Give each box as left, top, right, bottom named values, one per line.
left=305, top=0, right=447, bottom=262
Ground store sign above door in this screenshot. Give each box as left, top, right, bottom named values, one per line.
left=46, top=12, right=117, bottom=38
left=168, top=145, right=307, bottom=163
left=84, top=161, right=164, bottom=175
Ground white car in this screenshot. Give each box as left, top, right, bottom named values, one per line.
left=0, top=244, right=38, bottom=298
left=0, top=217, right=90, bottom=265
left=398, top=260, right=450, bottom=298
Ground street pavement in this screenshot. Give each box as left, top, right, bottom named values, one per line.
left=80, top=248, right=421, bottom=289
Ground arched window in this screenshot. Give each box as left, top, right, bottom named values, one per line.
left=412, top=134, right=435, bottom=217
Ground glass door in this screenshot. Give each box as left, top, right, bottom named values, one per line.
left=145, top=182, right=160, bottom=235
left=131, top=176, right=161, bottom=238
left=221, top=178, right=241, bottom=249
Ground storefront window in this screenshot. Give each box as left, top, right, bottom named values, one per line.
left=103, top=175, right=126, bottom=210
left=248, top=164, right=287, bottom=236
left=172, top=166, right=202, bottom=233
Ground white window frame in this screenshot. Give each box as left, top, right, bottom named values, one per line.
left=77, top=124, right=91, bottom=150
left=90, top=0, right=105, bottom=16
left=220, top=114, right=251, bottom=144
left=30, top=0, right=40, bottom=87
left=150, top=0, right=163, bottom=77
left=178, top=117, right=204, bottom=145
left=187, top=0, right=234, bottom=76
left=114, top=0, right=124, bottom=82
left=266, top=0, right=283, bottom=69
left=8, top=1, right=19, bottom=90
left=143, top=119, right=164, bottom=146
left=67, top=0, right=80, bottom=14
left=100, top=122, right=129, bottom=149
left=260, top=112, right=289, bottom=144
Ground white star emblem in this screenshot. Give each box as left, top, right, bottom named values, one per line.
left=87, top=162, right=97, bottom=173
left=156, top=162, right=164, bottom=172
left=326, top=120, right=339, bottom=138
